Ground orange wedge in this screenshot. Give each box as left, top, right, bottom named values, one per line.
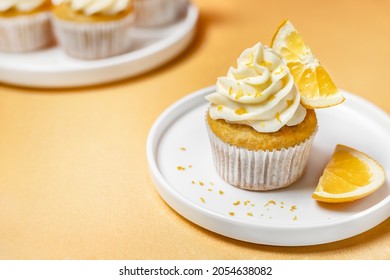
left=312, top=145, right=385, bottom=203
left=271, top=20, right=345, bottom=109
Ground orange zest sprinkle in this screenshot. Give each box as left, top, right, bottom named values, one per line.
left=264, top=200, right=276, bottom=207
left=235, top=89, right=244, bottom=100
left=260, top=61, right=272, bottom=67
left=275, top=112, right=282, bottom=123
left=235, top=108, right=248, bottom=115
left=255, top=90, right=263, bottom=98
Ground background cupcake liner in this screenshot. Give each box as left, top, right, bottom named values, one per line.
left=206, top=119, right=317, bottom=191
left=52, top=13, right=135, bottom=60
left=0, top=12, right=53, bottom=52
left=134, top=0, right=188, bottom=27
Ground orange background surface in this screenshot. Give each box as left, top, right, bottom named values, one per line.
left=0, top=0, right=389, bottom=259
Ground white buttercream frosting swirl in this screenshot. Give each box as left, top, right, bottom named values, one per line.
left=0, top=0, right=46, bottom=12
left=57, top=0, right=131, bottom=16
left=206, top=42, right=307, bottom=133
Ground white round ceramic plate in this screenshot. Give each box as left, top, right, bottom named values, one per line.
left=147, top=86, right=390, bottom=246
left=0, top=4, right=198, bottom=88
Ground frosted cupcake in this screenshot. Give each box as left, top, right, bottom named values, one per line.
left=0, top=0, right=53, bottom=52
left=134, top=0, right=188, bottom=27
left=52, top=0, right=135, bottom=59
left=205, top=42, right=317, bottom=191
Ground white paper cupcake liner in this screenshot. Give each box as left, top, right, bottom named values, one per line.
left=134, top=0, right=188, bottom=27
left=206, top=119, right=317, bottom=191
left=0, top=12, right=53, bottom=52
left=52, top=13, right=135, bottom=60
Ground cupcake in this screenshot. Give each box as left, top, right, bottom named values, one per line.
left=52, top=0, right=135, bottom=59
left=133, top=0, right=188, bottom=27
left=205, top=42, right=317, bottom=191
left=0, top=0, right=53, bottom=52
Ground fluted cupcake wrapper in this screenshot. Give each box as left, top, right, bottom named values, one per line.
left=206, top=120, right=317, bottom=191
left=52, top=13, right=135, bottom=60
left=0, top=12, right=53, bottom=52
left=134, top=0, right=188, bottom=27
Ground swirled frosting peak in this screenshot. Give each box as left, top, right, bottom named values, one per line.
left=62, top=0, right=131, bottom=16
left=0, top=0, right=46, bottom=12
left=206, top=42, right=306, bottom=133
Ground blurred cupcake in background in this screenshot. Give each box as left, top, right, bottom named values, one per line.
left=52, top=0, right=135, bottom=59
left=0, top=0, right=54, bottom=52
left=134, top=0, right=188, bottom=27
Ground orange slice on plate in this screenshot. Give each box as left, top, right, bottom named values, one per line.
left=271, top=20, right=345, bottom=109
left=312, top=145, right=385, bottom=203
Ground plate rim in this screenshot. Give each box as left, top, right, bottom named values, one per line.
left=146, top=86, right=390, bottom=245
